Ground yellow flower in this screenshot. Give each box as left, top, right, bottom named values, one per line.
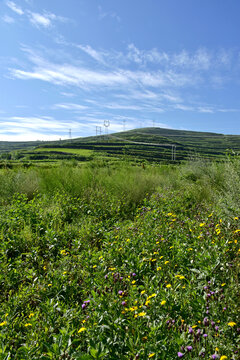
left=164, top=261, right=169, bottom=264
left=129, top=306, right=138, bottom=311
left=157, top=266, right=162, bottom=271
left=93, top=265, right=97, bottom=268
left=149, top=353, right=155, bottom=358
left=145, top=300, right=150, bottom=306
left=141, top=290, right=146, bottom=295
left=166, top=284, right=171, bottom=288
left=221, top=283, right=226, bottom=287
left=29, top=313, right=34, bottom=318
left=234, top=217, right=238, bottom=220
left=192, top=325, right=197, bottom=328
left=200, top=223, right=206, bottom=227
left=148, top=293, right=157, bottom=299
left=161, top=300, right=166, bottom=306
left=48, top=284, right=52, bottom=287
left=0, top=321, right=7, bottom=326
left=220, top=356, right=227, bottom=360
left=24, top=323, right=32, bottom=327
left=215, top=348, right=219, bottom=351
left=227, top=321, right=236, bottom=327
left=132, top=280, right=136, bottom=284
left=138, top=312, right=146, bottom=317
left=78, top=327, right=86, bottom=333
left=234, top=229, right=240, bottom=233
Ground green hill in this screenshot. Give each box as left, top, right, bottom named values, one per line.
left=1, top=127, right=240, bottom=164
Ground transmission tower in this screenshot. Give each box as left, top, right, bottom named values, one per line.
left=103, top=120, right=110, bottom=135
left=96, top=126, right=102, bottom=136
left=69, top=129, right=72, bottom=141
left=171, top=145, right=176, bottom=161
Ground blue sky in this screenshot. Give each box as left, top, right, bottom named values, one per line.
left=1, top=0, right=240, bottom=140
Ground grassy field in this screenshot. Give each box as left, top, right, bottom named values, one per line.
left=0, top=158, right=239, bottom=359
left=35, top=148, right=94, bottom=156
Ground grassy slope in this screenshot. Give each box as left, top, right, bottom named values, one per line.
left=0, top=160, right=239, bottom=359
left=1, top=128, right=240, bottom=163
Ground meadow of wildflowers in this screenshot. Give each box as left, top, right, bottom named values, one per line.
left=0, top=160, right=239, bottom=359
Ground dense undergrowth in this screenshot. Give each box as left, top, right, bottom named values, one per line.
left=0, top=159, right=239, bottom=359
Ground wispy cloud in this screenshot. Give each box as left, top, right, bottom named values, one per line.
left=0, top=116, right=81, bottom=141
left=98, top=5, right=121, bottom=23
left=77, top=44, right=106, bottom=64
left=6, top=1, right=24, bottom=15
left=9, top=48, right=197, bottom=90
left=27, top=11, right=67, bottom=28
left=28, top=12, right=52, bottom=28
left=2, top=14, right=15, bottom=23
left=54, top=103, right=88, bottom=111
left=5, top=1, right=68, bottom=29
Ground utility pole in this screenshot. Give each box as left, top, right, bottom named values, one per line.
left=96, top=126, right=102, bottom=136
left=123, top=119, right=126, bottom=132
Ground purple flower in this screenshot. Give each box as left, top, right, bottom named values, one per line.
left=84, top=300, right=90, bottom=304
left=212, top=355, right=218, bottom=359
left=204, top=286, right=208, bottom=290
left=121, top=301, right=127, bottom=306
left=186, top=346, right=192, bottom=352
left=132, top=273, right=136, bottom=277
left=223, top=307, right=227, bottom=311
left=120, top=277, right=123, bottom=281
left=104, top=275, right=108, bottom=279
left=203, top=317, right=209, bottom=326
left=188, top=327, right=193, bottom=334
left=203, top=333, right=208, bottom=338
left=177, top=352, right=184, bottom=358
left=215, top=326, right=219, bottom=331
left=82, top=303, right=86, bottom=309
left=118, top=290, right=123, bottom=295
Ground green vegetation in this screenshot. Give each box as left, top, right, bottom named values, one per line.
left=0, top=157, right=239, bottom=359
left=1, top=127, right=240, bottom=166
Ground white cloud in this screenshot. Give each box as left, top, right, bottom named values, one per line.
left=27, top=11, right=67, bottom=28
left=127, top=44, right=168, bottom=65
left=54, top=103, right=88, bottom=111
left=6, top=1, right=24, bottom=15
left=98, top=5, right=121, bottom=22
left=29, top=12, right=52, bottom=27
left=0, top=116, right=82, bottom=141
left=2, top=14, right=15, bottom=23
left=77, top=44, right=106, bottom=64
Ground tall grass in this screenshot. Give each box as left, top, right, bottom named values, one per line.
left=0, top=158, right=240, bottom=217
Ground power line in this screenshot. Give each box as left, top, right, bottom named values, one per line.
left=109, top=134, right=177, bottom=161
